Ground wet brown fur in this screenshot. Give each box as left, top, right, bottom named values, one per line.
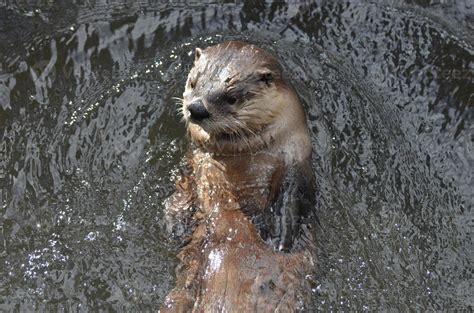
left=161, top=41, right=316, bottom=312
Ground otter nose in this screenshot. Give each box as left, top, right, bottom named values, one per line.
left=188, top=100, right=210, bottom=121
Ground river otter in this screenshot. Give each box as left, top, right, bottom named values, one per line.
left=161, top=41, right=316, bottom=312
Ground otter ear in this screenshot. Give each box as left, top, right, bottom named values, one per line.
left=257, top=69, right=275, bottom=84
left=194, top=48, right=202, bottom=62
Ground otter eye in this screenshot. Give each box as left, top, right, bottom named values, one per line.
left=189, top=79, right=196, bottom=89
left=225, top=95, right=237, bottom=105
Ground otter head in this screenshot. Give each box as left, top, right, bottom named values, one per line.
left=181, top=41, right=301, bottom=155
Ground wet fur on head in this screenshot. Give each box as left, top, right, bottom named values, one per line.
left=180, top=41, right=301, bottom=155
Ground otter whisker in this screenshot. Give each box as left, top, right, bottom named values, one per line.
left=171, top=96, right=184, bottom=102
left=175, top=106, right=186, bottom=119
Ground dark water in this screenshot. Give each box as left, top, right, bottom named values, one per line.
left=0, top=1, right=472, bottom=311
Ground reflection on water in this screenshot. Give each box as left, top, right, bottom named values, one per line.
left=0, top=0, right=472, bottom=311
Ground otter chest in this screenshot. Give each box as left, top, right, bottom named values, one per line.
left=192, top=151, right=284, bottom=214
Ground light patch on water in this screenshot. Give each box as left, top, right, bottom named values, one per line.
left=30, top=39, right=57, bottom=104
left=0, top=82, right=12, bottom=110
left=114, top=214, right=125, bottom=231
left=23, top=239, right=69, bottom=280
left=84, top=231, right=99, bottom=241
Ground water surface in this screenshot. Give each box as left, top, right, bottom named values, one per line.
left=0, top=1, right=473, bottom=311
